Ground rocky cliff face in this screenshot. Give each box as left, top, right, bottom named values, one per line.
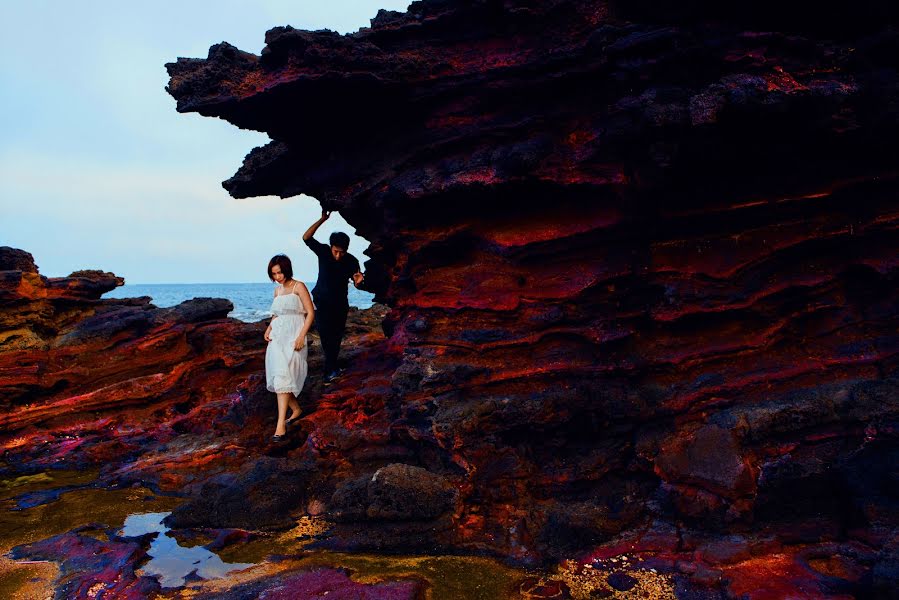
left=6, top=0, right=899, bottom=596
left=0, top=246, right=269, bottom=481
left=167, top=0, right=898, bottom=581
left=0, top=247, right=388, bottom=495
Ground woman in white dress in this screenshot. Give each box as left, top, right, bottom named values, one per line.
left=264, top=255, right=315, bottom=441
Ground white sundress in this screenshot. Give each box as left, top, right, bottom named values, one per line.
left=265, top=284, right=308, bottom=395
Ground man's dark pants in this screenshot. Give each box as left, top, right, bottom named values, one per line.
left=315, top=299, right=349, bottom=375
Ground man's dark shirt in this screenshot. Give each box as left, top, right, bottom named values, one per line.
left=304, top=237, right=360, bottom=307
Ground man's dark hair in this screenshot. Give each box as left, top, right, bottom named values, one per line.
left=329, top=232, right=350, bottom=250
left=267, top=254, right=294, bottom=281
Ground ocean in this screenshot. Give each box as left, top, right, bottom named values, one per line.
left=102, top=282, right=376, bottom=323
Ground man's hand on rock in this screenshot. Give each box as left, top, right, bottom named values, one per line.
left=353, top=272, right=364, bottom=286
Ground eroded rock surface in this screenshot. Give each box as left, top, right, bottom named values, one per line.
left=164, top=0, right=899, bottom=595
left=3, top=0, right=899, bottom=597
left=10, top=529, right=161, bottom=600
left=0, top=246, right=271, bottom=487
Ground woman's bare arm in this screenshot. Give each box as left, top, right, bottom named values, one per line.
left=265, top=286, right=278, bottom=341
left=294, top=282, right=315, bottom=349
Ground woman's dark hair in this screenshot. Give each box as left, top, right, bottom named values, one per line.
left=329, top=232, right=350, bottom=250
left=267, top=254, right=293, bottom=281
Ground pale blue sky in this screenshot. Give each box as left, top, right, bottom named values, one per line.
left=0, top=1, right=409, bottom=283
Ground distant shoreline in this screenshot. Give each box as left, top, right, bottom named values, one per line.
left=106, top=282, right=315, bottom=286
left=103, top=282, right=376, bottom=322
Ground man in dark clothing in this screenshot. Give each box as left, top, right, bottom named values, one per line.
left=303, top=209, right=366, bottom=383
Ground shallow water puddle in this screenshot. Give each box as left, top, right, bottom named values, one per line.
left=120, top=512, right=253, bottom=587
left=0, top=471, right=182, bottom=598
left=0, top=469, right=98, bottom=503
left=0, top=473, right=569, bottom=599
left=0, top=482, right=181, bottom=554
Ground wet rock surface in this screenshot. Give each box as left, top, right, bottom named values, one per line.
left=331, top=463, right=457, bottom=522
left=189, top=567, right=424, bottom=600
left=164, top=458, right=316, bottom=531
left=10, top=529, right=161, bottom=600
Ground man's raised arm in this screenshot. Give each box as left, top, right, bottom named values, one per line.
left=303, top=209, right=330, bottom=241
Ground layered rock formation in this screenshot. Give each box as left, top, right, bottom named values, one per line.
left=0, top=245, right=393, bottom=484
left=165, top=0, right=899, bottom=596
left=0, top=246, right=267, bottom=483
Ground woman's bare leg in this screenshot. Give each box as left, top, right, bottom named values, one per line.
left=275, top=393, right=290, bottom=436
left=287, top=396, right=302, bottom=421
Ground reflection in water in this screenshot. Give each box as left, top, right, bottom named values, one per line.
left=120, top=512, right=253, bottom=588
left=0, top=478, right=531, bottom=599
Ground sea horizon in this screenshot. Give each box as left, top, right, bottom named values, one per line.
left=103, top=281, right=376, bottom=323
left=105, top=281, right=361, bottom=288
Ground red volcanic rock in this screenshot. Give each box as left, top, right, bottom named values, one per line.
left=192, top=567, right=424, bottom=600
left=164, top=457, right=316, bottom=531
left=15, top=0, right=899, bottom=596
left=166, top=0, right=899, bottom=576
left=164, top=1, right=899, bottom=592
left=0, top=247, right=39, bottom=273
left=0, top=244, right=398, bottom=597
left=656, top=425, right=756, bottom=499
left=653, top=424, right=758, bottom=524
left=330, top=463, right=458, bottom=522
left=10, top=528, right=162, bottom=599
left=0, top=247, right=269, bottom=488
left=324, top=462, right=460, bottom=551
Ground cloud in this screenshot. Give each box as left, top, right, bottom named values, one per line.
left=0, top=0, right=406, bottom=282
left=0, top=153, right=367, bottom=282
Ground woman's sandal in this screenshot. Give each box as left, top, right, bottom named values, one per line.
left=272, top=434, right=286, bottom=442
left=285, top=415, right=301, bottom=427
